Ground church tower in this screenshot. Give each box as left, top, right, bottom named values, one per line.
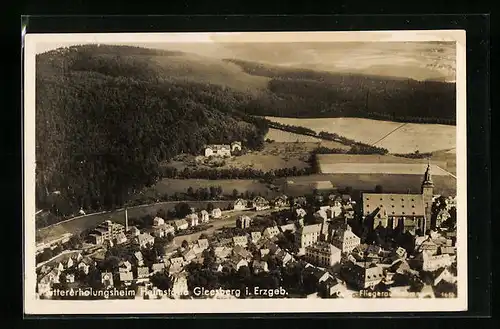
left=421, top=161, right=434, bottom=234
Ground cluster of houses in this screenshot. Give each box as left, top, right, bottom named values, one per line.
left=36, top=176, right=458, bottom=299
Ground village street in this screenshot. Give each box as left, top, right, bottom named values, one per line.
left=171, top=208, right=276, bottom=246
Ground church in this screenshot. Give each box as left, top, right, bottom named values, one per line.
left=362, top=163, right=434, bottom=235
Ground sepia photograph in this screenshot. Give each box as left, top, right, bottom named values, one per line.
left=23, top=30, right=467, bottom=314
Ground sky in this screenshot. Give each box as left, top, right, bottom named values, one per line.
left=34, top=34, right=456, bottom=82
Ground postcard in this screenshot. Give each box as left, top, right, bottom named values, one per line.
left=23, top=30, right=467, bottom=314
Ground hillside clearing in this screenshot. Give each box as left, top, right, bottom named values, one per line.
left=265, top=117, right=456, bottom=154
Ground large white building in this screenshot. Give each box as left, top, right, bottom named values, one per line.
left=305, top=241, right=341, bottom=267
left=330, top=225, right=361, bottom=253
left=295, top=224, right=322, bottom=249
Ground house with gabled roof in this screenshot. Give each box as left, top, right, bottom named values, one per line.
left=186, top=213, right=199, bottom=227
left=330, top=225, right=361, bottom=254
left=232, top=245, right=252, bottom=260
left=295, top=208, right=307, bottom=219
left=226, top=255, right=248, bottom=272
left=134, top=251, right=144, bottom=267
left=204, top=144, right=232, bottom=157
left=263, top=226, right=280, bottom=239
left=182, top=248, right=197, bottom=263
left=250, top=231, right=262, bottom=244
left=211, top=208, right=222, bottom=219
left=233, top=235, right=248, bottom=247
left=173, top=219, right=189, bottom=231
left=137, top=267, right=150, bottom=280
left=151, top=263, right=166, bottom=274
left=199, top=210, right=210, bottom=223
left=432, top=267, right=456, bottom=286
left=236, top=215, right=252, bottom=229
left=136, top=232, right=155, bottom=248
left=197, top=239, right=209, bottom=251
left=252, top=260, right=269, bottom=274
left=233, top=199, right=248, bottom=211
left=273, top=195, right=289, bottom=208
left=119, top=271, right=134, bottom=285
left=252, top=196, right=270, bottom=211
left=280, top=223, right=297, bottom=234
left=101, top=272, right=114, bottom=288
left=118, top=260, right=132, bottom=273
left=214, top=246, right=232, bottom=259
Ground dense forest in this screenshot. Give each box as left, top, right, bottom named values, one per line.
left=225, top=59, right=456, bottom=124
left=35, top=45, right=269, bottom=217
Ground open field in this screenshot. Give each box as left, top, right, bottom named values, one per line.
left=318, top=163, right=451, bottom=176
left=35, top=200, right=235, bottom=244
left=167, top=142, right=343, bottom=172
left=265, top=117, right=456, bottom=154
left=315, top=154, right=454, bottom=176
left=430, top=149, right=457, bottom=175
left=152, top=178, right=279, bottom=198
left=265, top=129, right=350, bottom=149
left=278, top=174, right=456, bottom=196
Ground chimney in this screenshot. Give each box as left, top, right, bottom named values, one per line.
left=125, top=208, right=129, bottom=232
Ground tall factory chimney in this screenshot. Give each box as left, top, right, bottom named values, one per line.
left=125, top=207, right=129, bottom=232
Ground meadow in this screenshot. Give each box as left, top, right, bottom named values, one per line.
left=265, top=116, right=456, bottom=154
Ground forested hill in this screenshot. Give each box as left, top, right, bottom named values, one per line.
left=35, top=45, right=268, bottom=216
left=224, top=59, right=456, bottom=124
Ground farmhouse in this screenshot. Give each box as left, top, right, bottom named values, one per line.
left=233, top=198, right=248, bottom=211
left=273, top=195, right=289, bottom=208
left=362, top=164, right=434, bottom=234
left=204, top=141, right=241, bottom=157
left=199, top=210, right=210, bottom=223
left=173, top=219, right=189, bottom=231
left=186, top=213, right=199, bottom=227
left=252, top=196, right=270, bottom=210
left=211, top=208, right=222, bottom=219
left=204, top=144, right=231, bottom=157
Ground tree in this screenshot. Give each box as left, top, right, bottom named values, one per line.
left=40, top=248, right=54, bottom=262
left=408, top=275, right=424, bottom=293
left=68, top=235, right=84, bottom=249
left=202, top=248, right=216, bottom=268
left=156, top=208, right=167, bottom=219
left=206, top=203, right=214, bottom=212
left=166, top=232, right=174, bottom=243
left=181, top=240, right=189, bottom=249
left=232, top=189, right=239, bottom=199
left=153, top=236, right=169, bottom=257
left=150, top=272, right=172, bottom=291
left=175, top=202, right=191, bottom=218
left=187, top=187, right=194, bottom=196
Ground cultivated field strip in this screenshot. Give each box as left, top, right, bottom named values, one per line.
left=317, top=163, right=451, bottom=176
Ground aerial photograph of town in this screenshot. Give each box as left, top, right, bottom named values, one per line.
left=30, top=33, right=460, bottom=303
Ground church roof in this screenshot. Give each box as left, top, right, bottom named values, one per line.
left=362, top=193, right=425, bottom=217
